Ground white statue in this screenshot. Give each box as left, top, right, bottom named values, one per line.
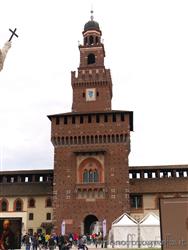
left=0, top=41, right=11, bottom=71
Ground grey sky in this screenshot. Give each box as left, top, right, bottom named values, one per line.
left=0, top=0, right=188, bottom=170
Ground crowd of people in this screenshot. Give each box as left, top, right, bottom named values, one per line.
left=21, top=232, right=105, bottom=250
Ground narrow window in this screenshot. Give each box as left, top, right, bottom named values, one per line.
left=112, top=134, right=115, bottom=143
left=87, top=54, right=95, bottom=65
left=46, top=213, right=51, bottom=220
left=94, top=170, right=99, bottom=182
left=65, top=137, right=69, bottom=145
left=121, top=113, right=125, bottom=121
left=46, top=198, right=52, bottom=207
left=103, top=135, right=106, bottom=143
left=96, top=115, right=100, bottom=123
left=83, top=170, right=89, bottom=183
left=64, top=116, right=67, bottom=124
left=99, top=135, right=102, bottom=143
left=95, top=135, right=98, bottom=143
left=15, top=199, right=22, bottom=212
left=28, top=198, right=35, bottom=208
left=78, top=136, right=81, bottom=144
left=72, top=116, right=75, bottom=124
left=89, top=170, right=94, bottom=182
left=82, top=136, right=85, bottom=144
left=116, top=134, right=120, bottom=143
left=56, top=117, right=60, bottom=125
left=91, top=136, right=94, bottom=144
left=112, top=114, right=116, bottom=122
left=1, top=200, right=8, bottom=212
left=104, top=115, right=108, bottom=122
left=80, top=116, right=83, bottom=124
left=88, top=115, right=92, bottom=123
left=86, top=136, right=90, bottom=144
left=130, top=195, right=143, bottom=209
left=84, top=37, right=87, bottom=45
left=29, top=213, right=34, bottom=220
left=89, top=36, right=94, bottom=45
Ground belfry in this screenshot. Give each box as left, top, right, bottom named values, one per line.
left=48, top=12, right=133, bottom=235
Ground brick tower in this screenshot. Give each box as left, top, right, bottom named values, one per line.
left=48, top=12, right=133, bottom=235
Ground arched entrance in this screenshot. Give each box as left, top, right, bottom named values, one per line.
left=84, top=215, right=98, bottom=235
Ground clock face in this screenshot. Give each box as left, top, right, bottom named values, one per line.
left=86, top=88, right=96, bottom=101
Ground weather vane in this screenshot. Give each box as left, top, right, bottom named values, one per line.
left=0, top=28, right=18, bottom=72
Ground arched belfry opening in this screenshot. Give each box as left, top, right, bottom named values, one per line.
left=84, top=214, right=98, bottom=234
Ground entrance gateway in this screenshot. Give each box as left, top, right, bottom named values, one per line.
left=84, top=215, right=98, bottom=235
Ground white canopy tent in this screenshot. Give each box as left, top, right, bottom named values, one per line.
left=110, top=213, right=139, bottom=248
left=139, top=213, right=161, bottom=248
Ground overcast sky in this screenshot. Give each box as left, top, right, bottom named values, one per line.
left=0, top=0, right=188, bottom=171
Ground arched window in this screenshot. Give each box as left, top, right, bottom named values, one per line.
left=89, top=36, right=94, bottom=45
left=1, top=199, right=8, bottom=212
left=65, top=136, right=69, bottom=145
left=91, top=136, right=94, bottom=144
left=83, top=170, right=89, bottom=183
left=87, top=54, right=95, bottom=65
left=93, top=170, right=99, bottom=182
left=28, top=198, right=35, bottom=208
left=116, top=134, right=120, bottom=143
left=103, top=135, right=106, bottom=143
left=74, top=136, right=77, bottom=144
left=84, top=37, right=88, bottom=45
left=79, top=158, right=104, bottom=184
left=95, top=135, right=98, bottom=143
left=96, top=36, right=99, bottom=44
left=82, top=136, right=86, bottom=144
left=46, top=198, right=52, bottom=207
left=14, top=199, right=23, bottom=212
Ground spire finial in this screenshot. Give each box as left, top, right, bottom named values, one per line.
left=90, top=8, right=94, bottom=21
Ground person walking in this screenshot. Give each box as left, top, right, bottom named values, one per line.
left=32, top=233, right=39, bottom=250
left=48, top=235, right=55, bottom=250
left=24, top=233, right=31, bottom=250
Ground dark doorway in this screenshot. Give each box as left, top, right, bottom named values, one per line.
left=87, top=53, right=95, bottom=64
left=84, top=215, right=98, bottom=234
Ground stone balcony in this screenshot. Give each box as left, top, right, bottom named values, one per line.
left=75, top=182, right=106, bottom=199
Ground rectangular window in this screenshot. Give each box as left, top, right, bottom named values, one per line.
left=96, top=115, right=100, bottom=123
left=46, top=213, right=51, bottom=220
left=29, top=213, right=34, bottom=220
left=56, top=117, right=60, bottom=125
left=88, top=115, right=92, bottom=123
left=64, top=116, right=67, bottom=124
left=121, top=113, right=125, bottom=121
left=104, top=114, right=108, bottom=122
left=80, top=116, right=83, bottom=124
left=112, top=114, right=116, bottom=122
left=72, top=116, right=75, bottom=124
left=130, top=195, right=143, bottom=209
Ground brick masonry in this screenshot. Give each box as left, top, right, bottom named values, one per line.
left=48, top=18, right=133, bottom=234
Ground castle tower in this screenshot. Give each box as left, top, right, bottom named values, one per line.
left=48, top=12, right=133, bottom=235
